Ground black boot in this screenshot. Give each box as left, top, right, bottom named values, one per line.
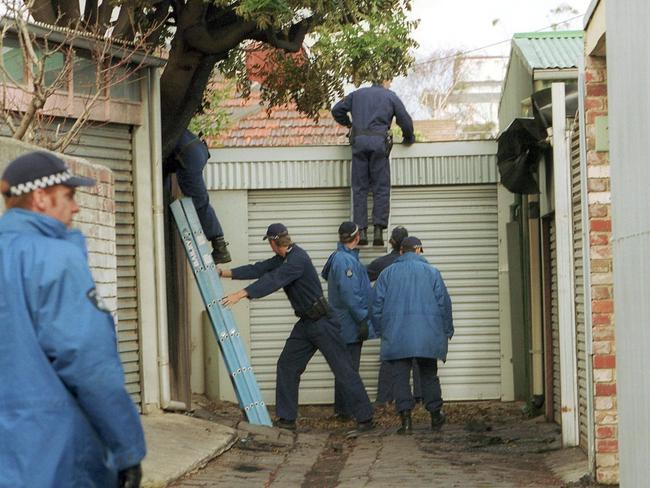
left=358, top=228, right=368, bottom=246
left=211, top=236, right=232, bottom=264
left=373, top=225, right=384, bottom=247
left=345, top=419, right=374, bottom=438
left=397, top=410, right=412, bottom=435
left=430, top=410, right=446, bottom=431
left=274, top=418, right=297, bottom=431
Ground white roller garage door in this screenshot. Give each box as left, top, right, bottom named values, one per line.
left=390, top=186, right=500, bottom=400
left=247, top=184, right=499, bottom=404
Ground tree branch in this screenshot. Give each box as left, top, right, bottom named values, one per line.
left=55, top=0, right=81, bottom=27
left=261, top=16, right=314, bottom=52
left=83, top=0, right=99, bottom=28
left=96, top=0, right=114, bottom=34
left=112, top=5, right=135, bottom=40
left=29, top=0, right=57, bottom=25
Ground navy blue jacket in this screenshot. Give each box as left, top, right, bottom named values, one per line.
left=371, top=252, right=454, bottom=361
left=331, top=84, right=415, bottom=143
left=0, top=209, right=146, bottom=487
left=232, top=245, right=323, bottom=316
left=367, top=249, right=401, bottom=282
left=321, top=243, right=374, bottom=343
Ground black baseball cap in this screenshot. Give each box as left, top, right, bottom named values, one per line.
left=263, top=223, right=288, bottom=240
left=401, top=236, right=424, bottom=253
left=389, top=226, right=408, bottom=246
left=1, top=151, right=95, bottom=197
left=338, top=221, right=359, bottom=239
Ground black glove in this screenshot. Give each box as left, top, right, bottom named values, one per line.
left=357, top=320, right=369, bottom=342
left=402, top=136, right=415, bottom=146
left=118, top=464, right=142, bottom=488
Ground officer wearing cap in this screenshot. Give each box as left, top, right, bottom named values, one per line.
left=165, top=129, right=231, bottom=264
left=371, top=236, right=454, bottom=435
left=321, top=221, right=374, bottom=419
left=220, top=223, right=374, bottom=435
left=0, top=152, right=146, bottom=487
left=331, top=81, right=415, bottom=247
left=367, top=226, right=423, bottom=407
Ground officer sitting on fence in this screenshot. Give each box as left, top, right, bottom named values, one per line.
left=220, top=223, right=374, bottom=435
left=165, top=129, right=231, bottom=263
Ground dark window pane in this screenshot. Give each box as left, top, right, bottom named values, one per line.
left=42, top=51, right=66, bottom=87
left=1, top=37, right=24, bottom=84
left=73, top=53, right=97, bottom=96
left=111, top=65, right=142, bottom=102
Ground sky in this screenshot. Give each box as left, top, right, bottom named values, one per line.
left=408, top=0, right=593, bottom=59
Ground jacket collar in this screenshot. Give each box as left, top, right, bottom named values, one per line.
left=396, top=251, right=428, bottom=264
left=0, top=208, right=86, bottom=253
left=337, top=242, right=359, bottom=258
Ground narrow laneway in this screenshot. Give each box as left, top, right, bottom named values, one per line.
left=171, top=401, right=594, bottom=487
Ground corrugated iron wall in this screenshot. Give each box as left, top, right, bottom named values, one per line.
left=66, top=125, right=142, bottom=406
left=206, top=142, right=498, bottom=190
left=607, top=1, right=650, bottom=483
left=570, top=119, right=588, bottom=449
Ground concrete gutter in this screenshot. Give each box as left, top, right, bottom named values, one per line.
left=140, top=413, right=238, bottom=488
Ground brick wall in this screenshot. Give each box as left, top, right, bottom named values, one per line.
left=0, top=139, right=118, bottom=318
left=584, top=56, right=619, bottom=484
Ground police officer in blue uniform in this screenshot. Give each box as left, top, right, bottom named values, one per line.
left=0, top=152, right=146, bottom=487
left=371, top=236, right=454, bottom=434
left=332, top=82, right=415, bottom=246
left=165, top=129, right=231, bottom=263
left=220, top=223, right=374, bottom=435
left=321, top=221, right=374, bottom=419
left=367, top=226, right=423, bottom=407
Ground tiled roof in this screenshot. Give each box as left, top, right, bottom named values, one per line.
left=206, top=81, right=462, bottom=148
left=209, top=102, right=349, bottom=148
left=513, top=31, right=584, bottom=71
left=204, top=79, right=348, bottom=147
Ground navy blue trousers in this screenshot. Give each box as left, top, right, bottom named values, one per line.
left=390, top=357, right=442, bottom=414
left=276, top=317, right=373, bottom=423
left=351, top=136, right=390, bottom=228
left=334, top=342, right=363, bottom=416
left=375, top=359, right=422, bottom=404
left=175, top=156, right=223, bottom=240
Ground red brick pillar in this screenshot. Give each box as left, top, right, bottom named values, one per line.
left=584, top=55, right=618, bottom=484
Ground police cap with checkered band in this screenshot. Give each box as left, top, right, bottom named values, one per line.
left=1, top=151, right=95, bottom=197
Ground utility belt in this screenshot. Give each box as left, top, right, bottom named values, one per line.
left=349, top=128, right=393, bottom=156
left=296, top=296, right=331, bottom=321
left=163, top=133, right=209, bottom=178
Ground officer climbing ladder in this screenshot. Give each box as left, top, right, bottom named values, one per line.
left=171, top=197, right=272, bottom=426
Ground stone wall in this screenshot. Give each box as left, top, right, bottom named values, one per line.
left=584, top=56, right=618, bottom=484
left=0, top=138, right=118, bottom=318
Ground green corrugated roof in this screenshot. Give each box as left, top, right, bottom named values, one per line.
left=513, top=30, right=584, bottom=71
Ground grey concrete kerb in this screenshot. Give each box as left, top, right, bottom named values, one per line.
left=140, top=412, right=238, bottom=488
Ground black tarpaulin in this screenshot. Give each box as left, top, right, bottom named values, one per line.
left=497, top=117, right=548, bottom=194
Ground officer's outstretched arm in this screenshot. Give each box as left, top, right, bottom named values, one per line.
left=34, top=248, right=146, bottom=472
left=242, top=258, right=303, bottom=299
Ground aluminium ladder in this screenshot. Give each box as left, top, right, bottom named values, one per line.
left=171, top=197, right=272, bottom=426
